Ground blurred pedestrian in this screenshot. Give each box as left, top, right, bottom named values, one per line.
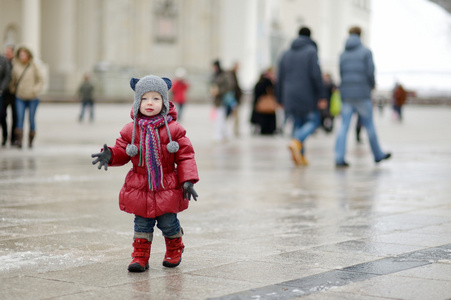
left=250, top=67, right=277, bottom=135
left=78, top=73, right=95, bottom=122
left=320, top=72, right=336, bottom=133
left=335, top=26, right=391, bottom=167
left=210, top=59, right=236, bottom=142
left=171, top=67, right=189, bottom=121
left=230, top=62, right=243, bottom=136
left=356, top=115, right=363, bottom=143
left=0, top=45, right=12, bottom=147
left=10, top=46, right=44, bottom=148
left=91, top=75, right=199, bottom=272
left=392, top=82, right=407, bottom=121
left=276, top=26, right=327, bottom=165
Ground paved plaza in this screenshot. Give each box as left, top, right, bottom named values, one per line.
left=0, top=101, right=450, bottom=300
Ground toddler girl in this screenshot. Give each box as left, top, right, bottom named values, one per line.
left=92, top=75, right=199, bottom=272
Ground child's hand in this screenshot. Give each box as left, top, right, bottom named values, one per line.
left=91, top=144, right=111, bottom=171
left=183, top=182, right=198, bottom=201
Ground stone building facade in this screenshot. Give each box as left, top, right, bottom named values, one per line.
left=0, top=0, right=371, bottom=101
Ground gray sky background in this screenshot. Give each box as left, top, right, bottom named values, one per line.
left=371, top=0, right=451, bottom=95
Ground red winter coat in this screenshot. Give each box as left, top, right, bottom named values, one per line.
left=108, top=102, right=199, bottom=218
left=171, top=79, right=189, bottom=104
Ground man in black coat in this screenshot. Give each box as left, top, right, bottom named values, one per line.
left=277, top=27, right=326, bottom=165
left=0, top=45, right=16, bottom=147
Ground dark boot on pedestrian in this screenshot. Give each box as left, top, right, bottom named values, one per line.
left=163, top=234, right=185, bottom=268
left=128, top=238, right=151, bottom=272
left=14, top=128, right=23, bottom=148
left=29, top=131, right=36, bottom=148
left=356, top=127, right=361, bottom=143
left=10, top=128, right=16, bottom=146
left=375, top=153, right=392, bottom=164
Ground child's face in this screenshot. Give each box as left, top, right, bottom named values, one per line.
left=140, top=91, right=163, bottom=117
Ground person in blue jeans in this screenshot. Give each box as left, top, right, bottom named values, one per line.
left=335, top=26, right=391, bottom=167
left=10, top=46, right=44, bottom=148
left=277, top=26, right=327, bottom=165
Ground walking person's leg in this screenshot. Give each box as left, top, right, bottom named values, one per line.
left=28, top=99, right=39, bottom=148
left=0, top=96, right=6, bottom=146
left=79, top=100, right=87, bottom=122
left=233, top=105, right=240, bottom=136
left=9, top=93, right=17, bottom=145
left=335, top=102, right=354, bottom=166
left=294, top=111, right=320, bottom=147
left=354, top=99, right=391, bottom=163
left=288, top=116, right=305, bottom=165
left=88, top=100, right=94, bottom=122
left=395, top=105, right=402, bottom=121
left=14, top=97, right=26, bottom=148
left=177, top=103, right=184, bottom=121
left=288, top=111, right=319, bottom=165
left=356, top=115, right=362, bottom=143
left=213, top=105, right=227, bottom=142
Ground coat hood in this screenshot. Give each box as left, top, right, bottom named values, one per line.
left=345, top=34, right=362, bottom=50
left=14, top=45, right=34, bottom=60
left=290, top=36, right=316, bottom=51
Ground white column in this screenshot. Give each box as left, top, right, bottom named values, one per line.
left=56, top=0, right=76, bottom=74
left=22, top=0, right=41, bottom=57
left=242, top=0, right=259, bottom=90
left=220, top=0, right=260, bottom=90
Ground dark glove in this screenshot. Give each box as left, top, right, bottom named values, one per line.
left=183, top=182, right=198, bottom=201
left=91, top=144, right=111, bottom=171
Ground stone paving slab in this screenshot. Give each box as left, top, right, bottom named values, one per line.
left=0, top=102, right=451, bottom=299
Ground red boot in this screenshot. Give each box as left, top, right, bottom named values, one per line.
left=163, top=237, right=185, bottom=268
left=128, top=238, right=151, bottom=272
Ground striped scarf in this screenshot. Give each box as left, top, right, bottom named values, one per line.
left=137, top=115, right=172, bottom=190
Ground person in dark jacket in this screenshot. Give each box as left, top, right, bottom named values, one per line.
left=210, top=59, right=236, bottom=142
left=251, top=67, right=277, bottom=135
left=320, top=72, right=336, bottom=133
left=277, top=26, right=327, bottom=165
left=335, top=26, right=391, bottom=167
left=78, top=73, right=95, bottom=122
left=0, top=45, right=13, bottom=146
left=230, top=62, right=243, bottom=136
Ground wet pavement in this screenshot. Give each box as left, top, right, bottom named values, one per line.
left=0, top=101, right=450, bottom=300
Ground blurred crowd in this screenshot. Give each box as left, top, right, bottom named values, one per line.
left=207, top=25, right=403, bottom=167
left=1, top=24, right=409, bottom=167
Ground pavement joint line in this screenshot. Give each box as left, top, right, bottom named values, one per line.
left=208, top=243, right=451, bottom=300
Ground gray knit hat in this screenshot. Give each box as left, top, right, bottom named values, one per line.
left=126, top=75, right=179, bottom=157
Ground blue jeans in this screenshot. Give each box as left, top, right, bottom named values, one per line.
left=393, top=104, right=402, bottom=120
left=15, top=97, right=39, bottom=131
left=134, top=213, right=180, bottom=237
left=335, top=99, right=385, bottom=163
left=291, top=111, right=320, bottom=153
left=79, top=99, right=94, bottom=121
